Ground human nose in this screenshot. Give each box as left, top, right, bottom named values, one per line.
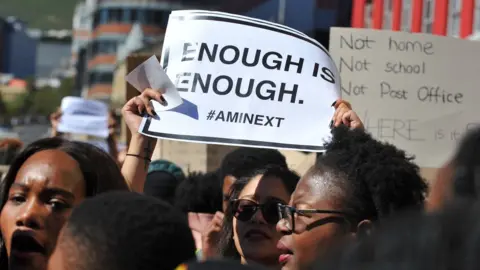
left=15, top=199, right=45, bottom=230
left=276, top=218, right=292, bottom=234
left=250, top=206, right=267, bottom=224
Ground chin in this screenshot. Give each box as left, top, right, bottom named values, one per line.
left=244, top=251, right=281, bottom=265
left=9, top=255, right=47, bottom=270
left=280, top=255, right=297, bottom=270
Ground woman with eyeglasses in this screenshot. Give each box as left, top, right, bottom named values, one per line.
left=218, top=165, right=299, bottom=268
left=276, top=124, right=428, bottom=270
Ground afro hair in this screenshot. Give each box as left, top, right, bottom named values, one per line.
left=315, top=125, right=428, bottom=222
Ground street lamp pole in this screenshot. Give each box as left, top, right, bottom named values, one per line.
left=278, top=0, right=286, bottom=24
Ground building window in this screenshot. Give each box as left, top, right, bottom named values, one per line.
left=89, top=72, right=114, bottom=86
left=137, top=9, right=147, bottom=24
left=425, top=22, right=433, bottom=33
left=92, top=7, right=171, bottom=28
left=145, top=10, right=155, bottom=24
left=100, top=9, right=109, bottom=24
left=316, top=0, right=336, bottom=9
left=450, top=12, right=461, bottom=36
left=93, top=11, right=100, bottom=28
left=401, top=7, right=410, bottom=31
left=123, top=9, right=131, bottom=23
left=425, top=0, right=433, bottom=19
left=90, top=40, right=118, bottom=57
left=130, top=9, right=139, bottom=22
left=153, top=10, right=168, bottom=26
left=109, top=8, right=123, bottom=23
left=475, top=7, right=480, bottom=32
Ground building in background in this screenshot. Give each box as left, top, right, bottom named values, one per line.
left=35, top=32, right=72, bottom=79
left=84, top=0, right=198, bottom=100
left=220, top=0, right=353, bottom=49
left=0, top=17, right=37, bottom=79
left=0, top=19, right=6, bottom=73
left=72, top=0, right=95, bottom=67
left=71, top=0, right=96, bottom=95
left=363, top=0, right=480, bottom=37
left=73, top=47, right=87, bottom=97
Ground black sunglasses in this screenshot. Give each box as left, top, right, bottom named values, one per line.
left=231, top=198, right=283, bottom=225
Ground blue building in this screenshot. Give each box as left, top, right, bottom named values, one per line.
left=221, top=0, right=353, bottom=49
left=0, top=17, right=37, bottom=79
left=36, top=37, right=72, bottom=78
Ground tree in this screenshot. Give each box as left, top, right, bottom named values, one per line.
left=30, top=77, right=74, bottom=115
left=0, top=77, right=75, bottom=117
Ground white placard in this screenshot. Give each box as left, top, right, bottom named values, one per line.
left=329, top=27, right=480, bottom=167
left=138, top=10, right=340, bottom=151
left=58, top=97, right=109, bottom=138
left=60, top=96, right=108, bottom=116
left=59, top=115, right=109, bottom=138
left=125, top=55, right=184, bottom=112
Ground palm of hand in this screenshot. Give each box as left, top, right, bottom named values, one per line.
left=123, top=109, right=144, bottom=135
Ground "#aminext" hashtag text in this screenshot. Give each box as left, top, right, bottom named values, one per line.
left=206, top=110, right=285, bottom=128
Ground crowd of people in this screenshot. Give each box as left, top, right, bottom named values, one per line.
left=0, top=88, right=478, bottom=270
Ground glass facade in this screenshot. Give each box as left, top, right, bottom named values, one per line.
left=92, top=7, right=170, bottom=28
left=88, top=71, right=113, bottom=86
left=90, top=39, right=118, bottom=57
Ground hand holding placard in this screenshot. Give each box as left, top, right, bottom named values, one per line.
left=125, top=55, right=183, bottom=112
left=134, top=10, right=340, bottom=151
left=57, top=97, right=109, bottom=138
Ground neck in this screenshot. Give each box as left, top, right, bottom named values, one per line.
left=241, top=256, right=281, bottom=269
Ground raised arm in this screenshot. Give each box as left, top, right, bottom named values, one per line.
left=120, top=89, right=164, bottom=192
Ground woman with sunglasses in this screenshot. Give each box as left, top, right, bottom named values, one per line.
left=218, top=165, right=299, bottom=268
left=276, top=125, right=427, bottom=270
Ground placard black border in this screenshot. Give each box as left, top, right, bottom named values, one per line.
left=144, top=14, right=326, bottom=151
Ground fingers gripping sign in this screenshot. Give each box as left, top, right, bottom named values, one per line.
left=122, top=89, right=165, bottom=137
left=331, top=99, right=364, bottom=130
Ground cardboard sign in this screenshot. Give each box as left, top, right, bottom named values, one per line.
left=136, top=10, right=340, bottom=151
left=329, top=27, right=480, bottom=167
left=58, top=97, right=109, bottom=138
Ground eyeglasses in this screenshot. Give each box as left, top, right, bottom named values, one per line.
left=277, top=204, right=353, bottom=233
left=231, top=198, right=284, bottom=225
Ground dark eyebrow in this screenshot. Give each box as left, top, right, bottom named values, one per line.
left=265, top=196, right=287, bottom=204
left=10, top=183, right=28, bottom=190
left=10, top=183, right=75, bottom=200
left=43, top=188, right=75, bottom=200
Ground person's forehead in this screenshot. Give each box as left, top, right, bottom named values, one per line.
left=292, top=171, right=345, bottom=204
